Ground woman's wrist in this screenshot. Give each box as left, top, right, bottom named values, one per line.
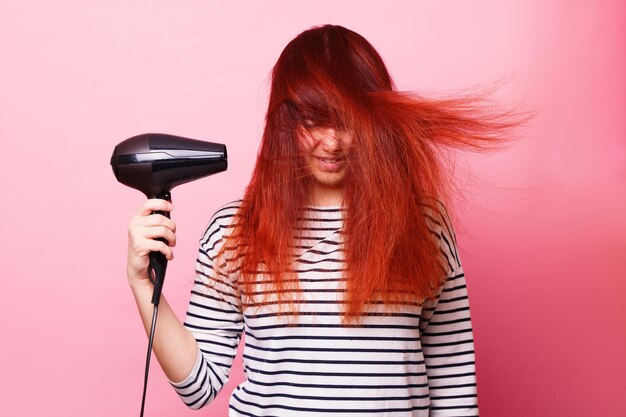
left=128, top=275, right=154, bottom=295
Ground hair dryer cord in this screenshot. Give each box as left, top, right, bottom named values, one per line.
left=140, top=303, right=159, bottom=417
left=139, top=251, right=165, bottom=416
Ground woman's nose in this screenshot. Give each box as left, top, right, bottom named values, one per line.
left=318, top=128, right=342, bottom=150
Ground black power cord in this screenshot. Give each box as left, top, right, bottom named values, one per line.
left=139, top=248, right=166, bottom=417
left=140, top=304, right=159, bottom=417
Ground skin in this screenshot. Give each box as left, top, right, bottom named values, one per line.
left=127, top=125, right=351, bottom=383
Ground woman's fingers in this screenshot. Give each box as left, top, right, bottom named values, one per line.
left=136, top=198, right=174, bottom=216
left=129, top=216, right=177, bottom=246
left=144, top=238, right=174, bottom=260
left=128, top=199, right=178, bottom=263
left=142, top=225, right=177, bottom=247
left=141, top=213, right=177, bottom=234
left=127, top=200, right=178, bottom=283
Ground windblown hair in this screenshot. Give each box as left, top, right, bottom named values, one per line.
left=218, top=24, right=529, bottom=320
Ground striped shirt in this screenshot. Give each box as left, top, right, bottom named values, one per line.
left=171, top=200, right=479, bottom=416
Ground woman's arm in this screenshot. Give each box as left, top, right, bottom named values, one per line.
left=419, top=202, right=479, bottom=416
left=127, top=198, right=199, bottom=383
left=168, top=202, right=244, bottom=409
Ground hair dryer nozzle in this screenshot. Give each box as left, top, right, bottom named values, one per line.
left=110, top=133, right=227, bottom=198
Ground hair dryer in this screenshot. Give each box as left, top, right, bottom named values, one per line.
left=111, top=133, right=227, bottom=305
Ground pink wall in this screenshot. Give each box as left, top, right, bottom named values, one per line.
left=1, top=1, right=624, bottom=416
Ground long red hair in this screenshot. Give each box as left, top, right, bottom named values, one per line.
left=218, top=25, right=529, bottom=320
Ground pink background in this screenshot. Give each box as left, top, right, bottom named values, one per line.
left=1, top=1, right=624, bottom=416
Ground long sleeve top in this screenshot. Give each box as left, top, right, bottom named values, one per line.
left=170, top=200, right=479, bottom=416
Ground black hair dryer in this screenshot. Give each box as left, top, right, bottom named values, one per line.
left=111, top=133, right=228, bottom=305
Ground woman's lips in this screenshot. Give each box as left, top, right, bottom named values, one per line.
left=316, top=156, right=345, bottom=171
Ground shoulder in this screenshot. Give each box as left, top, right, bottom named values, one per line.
left=420, top=197, right=454, bottom=237
left=208, top=199, right=242, bottom=226
left=199, top=199, right=242, bottom=248
left=420, top=197, right=461, bottom=274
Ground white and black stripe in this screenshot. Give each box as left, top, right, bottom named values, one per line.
left=170, top=201, right=479, bottom=416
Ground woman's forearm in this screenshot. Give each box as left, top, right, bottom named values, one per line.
left=130, top=280, right=199, bottom=383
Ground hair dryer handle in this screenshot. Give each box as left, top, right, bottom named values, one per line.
left=148, top=246, right=167, bottom=305
left=148, top=193, right=171, bottom=306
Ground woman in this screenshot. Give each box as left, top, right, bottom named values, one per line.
left=127, top=24, right=523, bottom=416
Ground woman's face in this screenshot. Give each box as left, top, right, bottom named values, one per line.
left=298, top=121, right=353, bottom=204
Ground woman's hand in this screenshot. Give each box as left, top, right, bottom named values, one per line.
left=127, top=199, right=177, bottom=288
